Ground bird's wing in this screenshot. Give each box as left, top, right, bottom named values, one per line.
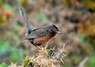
left=24, top=34, right=37, bottom=39
left=25, top=29, right=49, bottom=39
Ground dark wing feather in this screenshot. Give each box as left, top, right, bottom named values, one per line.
left=25, top=28, right=49, bottom=39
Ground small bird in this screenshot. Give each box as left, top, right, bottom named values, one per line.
left=19, top=7, right=60, bottom=46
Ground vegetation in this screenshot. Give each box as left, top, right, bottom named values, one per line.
left=0, top=0, right=95, bottom=67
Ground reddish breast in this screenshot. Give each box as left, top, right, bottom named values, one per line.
left=33, top=33, right=54, bottom=45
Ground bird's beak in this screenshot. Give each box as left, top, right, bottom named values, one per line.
left=57, top=31, right=62, bottom=34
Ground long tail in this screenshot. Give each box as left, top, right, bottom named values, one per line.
left=19, top=7, right=32, bottom=35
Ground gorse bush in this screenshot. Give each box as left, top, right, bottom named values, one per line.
left=3, top=44, right=66, bottom=67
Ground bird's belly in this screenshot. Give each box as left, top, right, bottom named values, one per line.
left=33, top=35, right=53, bottom=45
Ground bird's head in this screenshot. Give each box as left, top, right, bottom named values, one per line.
left=47, top=24, right=60, bottom=35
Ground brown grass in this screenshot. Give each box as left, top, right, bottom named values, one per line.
left=9, top=44, right=66, bottom=67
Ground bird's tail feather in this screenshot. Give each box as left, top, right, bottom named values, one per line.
left=19, top=7, right=32, bottom=35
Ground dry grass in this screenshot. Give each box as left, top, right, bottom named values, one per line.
left=9, top=44, right=66, bottom=67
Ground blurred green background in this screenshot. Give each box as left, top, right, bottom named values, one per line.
left=0, top=0, right=95, bottom=67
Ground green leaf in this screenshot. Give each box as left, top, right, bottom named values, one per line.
left=10, top=47, right=21, bottom=63
left=0, top=40, right=10, bottom=55
left=85, top=54, right=95, bottom=67
left=0, top=63, right=7, bottom=67
left=78, top=34, right=88, bottom=44
left=3, top=4, right=13, bottom=11
left=23, top=56, right=30, bottom=67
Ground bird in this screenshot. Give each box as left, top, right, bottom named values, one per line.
left=19, top=7, right=60, bottom=46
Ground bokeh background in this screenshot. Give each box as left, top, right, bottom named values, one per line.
left=0, top=0, right=95, bottom=67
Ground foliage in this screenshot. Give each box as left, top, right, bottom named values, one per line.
left=0, top=40, right=10, bottom=56
left=0, top=63, right=7, bottom=67
left=22, top=56, right=30, bottom=67
left=10, top=47, right=21, bottom=63
left=85, top=54, right=95, bottom=67
left=0, top=0, right=95, bottom=67
left=0, top=2, right=13, bottom=27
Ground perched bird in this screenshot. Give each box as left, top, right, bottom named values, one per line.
left=19, top=7, right=60, bottom=46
